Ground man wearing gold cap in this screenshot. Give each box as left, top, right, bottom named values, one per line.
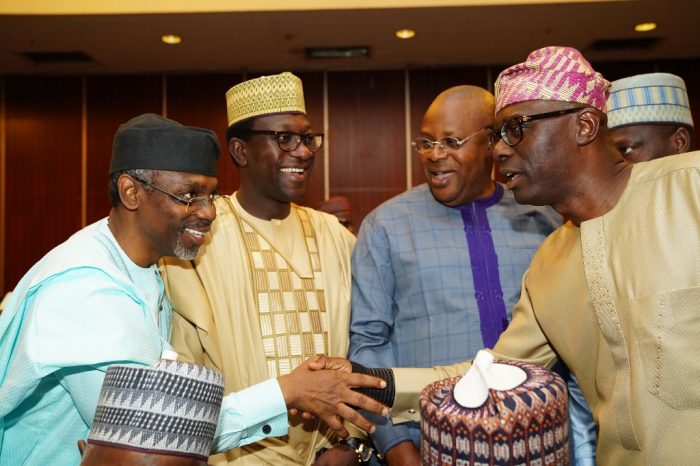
left=348, top=46, right=700, bottom=465
left=161, top=73, right=364, bottom=465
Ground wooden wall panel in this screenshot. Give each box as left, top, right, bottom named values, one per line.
left=408, top=67, right=490, bottom=186
left=166, top=73, right=242, bottom=195
left=327, top=70, right=406, bottom=227
left=4, top=77, right=82, bottom=290
left=592, top=61, right=655, bottom=83
left=85, top=76, right=162, bottom=224
left=3, top=58, right=700, bottom=292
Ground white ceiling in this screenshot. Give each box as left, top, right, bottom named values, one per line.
left=0, top=0, right=698, bottom=75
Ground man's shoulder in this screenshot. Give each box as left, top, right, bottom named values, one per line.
left=23, top=219, right=123, bottom=284
left=632, top=150, right=700, bottom=183
left=295, top=204, right=356, bottom=245
left=494, top=184, right=562, bottom=228
left=365, top=184, right=433, bottom=221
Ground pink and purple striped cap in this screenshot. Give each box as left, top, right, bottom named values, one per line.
left=495, top=46, right=611, bottom=114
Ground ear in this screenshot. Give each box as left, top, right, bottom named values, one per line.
left=117, top=175, right=141, bottom=211
left=575, top=109, right=602, bottom=146
left=229, top=138, right=248, bottom=167
left=671, top=127, right=691, bottom=154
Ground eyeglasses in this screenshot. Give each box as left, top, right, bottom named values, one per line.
left=411, top=127, right=489, bottom=155
left=132, top=177, right=217, bottom=215
left=488, top=107, right=584, bottom=147
left=245, top=130, right=324, bottom=153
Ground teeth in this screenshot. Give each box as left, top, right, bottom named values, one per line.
left=281, top=167, right=304, bottom=173
left=506, top=173, right=514, bottom=180
left=186, top=228, right=204, bottom=238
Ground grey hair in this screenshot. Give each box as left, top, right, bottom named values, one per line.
left=108, top=169, right=157, bottom=207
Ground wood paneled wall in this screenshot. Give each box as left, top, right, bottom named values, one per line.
left=2, top=59, right=700, bottom=292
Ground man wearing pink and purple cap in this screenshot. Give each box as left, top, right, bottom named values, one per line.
left=348, top=46, right=700, bottom=465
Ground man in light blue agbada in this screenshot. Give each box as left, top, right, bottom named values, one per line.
left=0, top=113, right=387, bottom=465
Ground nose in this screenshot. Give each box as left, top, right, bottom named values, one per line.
left=194, top=201, right=217, bottom=222
left=289, top=143, right=315, bottom=161
left=490, top=137, right=512, bottom=163
left=427, top=144, right=447, bottom=161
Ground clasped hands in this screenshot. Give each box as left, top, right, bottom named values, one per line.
left=277, top=356, right=387, bottom=438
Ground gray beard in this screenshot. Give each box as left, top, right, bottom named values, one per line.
left=173, top=233, right=200, bottom=261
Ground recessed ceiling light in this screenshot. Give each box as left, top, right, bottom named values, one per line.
left=161, top=34, right=182, bottom=45
left=396, top=29, right=416, bottom=40
left=634, top=22, right=657, bottom=32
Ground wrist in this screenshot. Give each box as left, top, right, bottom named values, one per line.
left=340, top=437, right=375, bottom=464
left=349, top=362, right=396, bottom=407
left=276, top=373, right=297, bottom=408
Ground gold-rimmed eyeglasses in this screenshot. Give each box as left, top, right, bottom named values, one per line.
left=132, top=177, right=217, bottom=215
left=411, top=127, right=490, bottom=155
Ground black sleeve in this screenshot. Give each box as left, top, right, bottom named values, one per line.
left=350, top=361, right=396, bottom=407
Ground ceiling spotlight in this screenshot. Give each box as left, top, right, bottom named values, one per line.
left=161, top=34, right=182, bottom=45
left=634, top=22, right=657, bottom=32
left=396, top=29, right=416, bottom=40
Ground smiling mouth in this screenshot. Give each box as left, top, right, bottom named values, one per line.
left=185, top=228, right=206, bottom=239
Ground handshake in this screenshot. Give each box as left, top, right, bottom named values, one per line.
left=277, top=356, right=392, bottom=437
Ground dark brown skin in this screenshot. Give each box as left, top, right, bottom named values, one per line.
left=229, top=113, right=316, bottom=220
left=419, top=85, right=496, bottom=207
left=312, top=444, right=359, bottom=466
left=79, top=441, right=207, bottom=466
left=384, top=440, right=421, bottom=466
left=278, top=356, right=388, bottom=438
left=109, top=171, right=218, bottom=267
left=492, top=100, right=632, bottom=226
left=609, top=124, right=691, bottom=163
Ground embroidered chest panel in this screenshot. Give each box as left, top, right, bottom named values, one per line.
left=237, top=208, right=329, bottom=377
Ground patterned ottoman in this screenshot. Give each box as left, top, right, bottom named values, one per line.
left=420, top=353, right=569, bottom=466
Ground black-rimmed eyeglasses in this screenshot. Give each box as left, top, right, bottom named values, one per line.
left=488, top=108, right=583, bottom=147
left=132, top=177, right=217, bottom=215
left=411, top=127, right=489, bottom=155
left=245, top=130, right=324, bottom=153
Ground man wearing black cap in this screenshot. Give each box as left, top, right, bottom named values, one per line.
left=0, top=114, right=387, bottom=466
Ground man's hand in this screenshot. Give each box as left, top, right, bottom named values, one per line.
left=306, top=355, right=353, bottom=372
left=278, top=356, right=388, bottom=437
left=385, top=440, right=420, bottom=466
left=312, top=445, right=359, bottom=466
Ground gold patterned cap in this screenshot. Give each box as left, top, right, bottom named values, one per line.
left=226, top=72, right=306, bottom=127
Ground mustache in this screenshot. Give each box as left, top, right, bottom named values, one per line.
left=183, top=220, right=212, bottom=229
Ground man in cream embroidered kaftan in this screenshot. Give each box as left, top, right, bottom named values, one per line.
left=162, top=195, right=355, bottom=465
